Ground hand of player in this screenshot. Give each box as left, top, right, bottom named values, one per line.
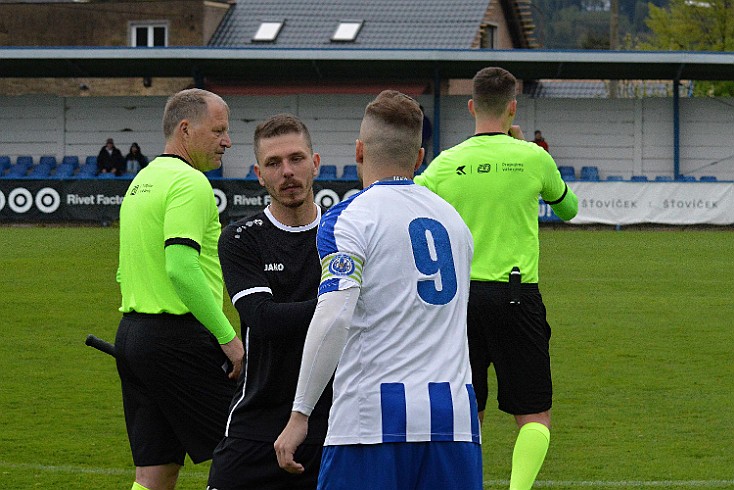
left=220, top=335, right=244, bottom=380
left=508, top=124, right=525, bottom=140
left=274, top=411, right=309, bottom=474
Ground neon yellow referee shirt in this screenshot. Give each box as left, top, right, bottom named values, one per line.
left=415, top=133, right=577, bottom=283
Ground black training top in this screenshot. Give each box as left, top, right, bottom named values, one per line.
left=218, top=206, right=331, bottom=443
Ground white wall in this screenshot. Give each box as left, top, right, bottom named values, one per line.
left=1, top=94, right=733, bottom=181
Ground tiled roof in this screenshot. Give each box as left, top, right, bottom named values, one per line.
left=209, top=0, right=492, bottom=48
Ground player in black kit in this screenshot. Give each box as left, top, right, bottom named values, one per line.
left=208, top=114, right=331, bottom=490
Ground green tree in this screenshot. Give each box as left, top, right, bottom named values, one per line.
left=641, top=0, right=734, bottom=95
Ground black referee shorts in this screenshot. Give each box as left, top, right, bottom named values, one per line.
left=467, top=281, right=552, bottom=415
left=207, top=437, right=323, bottom=490
left=115, top=312, right=237, bottom=466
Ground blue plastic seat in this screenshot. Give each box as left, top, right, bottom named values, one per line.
left=316, top=165, right=338, bottom=181
left=340, top=165, right=359, bottom=180
left=28, top=163, right=53, bottom=178
left=630, top=175, right=648, bottom=182
left=677, top=175, right=696, bottom=182
left=5, top=163, right=31, bottom=178
left=77, top=163, right=98, bottom=177
left=5, top=155, right=34, bottom=177
left=97, top=172, right=116, bottom=179
left=85, top=155, right=98, bottom=167
left=61, top=155, right=80, bottom=168
left=606, top=175, right=624, bottom=181
left=204, top=167, right=223, bottom=179
left=16, top=155, right=34, bottom=167
left=0, top=155, right=11, bottom=172
left=244, top=165, right=258, bottom=180
left=557, top=165, right=576, bottom=181
left=655, top=175, right=673, bottom=182
left=699, top=175, right=718, bottom=182
left=39, top=155, right=57, bottom=168
left=53, top=163, right=76, bottom=179
left=580, top=166, right=600, bottom=181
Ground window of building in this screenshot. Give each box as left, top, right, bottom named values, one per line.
left=331, top=21, right=363, bottom=42
left=480, top=24, right=497, bottom=49
left=253, top=21, right=284, bottom=42
left=130, top=23, right=168, bottom=47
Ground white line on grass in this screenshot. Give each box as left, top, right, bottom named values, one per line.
left=1, top=464, right=732, bottom=488
left=0, top=461, right=207, bottom=479
left=486, top=480, right=734, bottom=488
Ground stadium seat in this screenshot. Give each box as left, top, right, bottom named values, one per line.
left=77, top=162, right=98, bottom=177
left=557, top=165, right=576, bottom=181
left=27, top=163, right=53, bottom=178
left=204, top=167, right=223, bottom=179
left=630, top=175, right=648, bottom=182
left=606, top=175, right=624, bottom=181
left=97, top=172, right=116, bottom=179
left=5, top=163, right=31, bottom=178
left=655, top=175, right=673, bottom=182
left=580, top=166, right=600, bottom=181
left=53, top=163, right=76, bottom=179
left=0, top=156, right=10, bottom=173
left=340, top=165, right=359, bottom=181
left=699, top=175, right=718, bottom=182
left=85, top=155, right=98, bottom=167
left=61, top=155, right=80, bottom=169
left=244, top=165, right=258, bottom=181
left=677, top=175, right=696, bottom=182
left=316, top=165, right=338, bottom=180
left=16, top=155, right=34, bottom=167
left=39, top=155, right=57, bottom=168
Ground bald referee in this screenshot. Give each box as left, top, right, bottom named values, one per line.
left=115, top=88, right=244, bottom=490
left=415, top=67, right=578, bottom=490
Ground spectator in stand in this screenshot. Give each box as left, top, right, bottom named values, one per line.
left=533, top=130, right=549, bottom=152
left=98, top=138, right=125, bottom=176
left=125, top=142, right=149, bottom=175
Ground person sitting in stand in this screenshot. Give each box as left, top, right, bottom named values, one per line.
left=97, top=138, right=125, bottom=176
left=125, top=142, right=149, bottom=175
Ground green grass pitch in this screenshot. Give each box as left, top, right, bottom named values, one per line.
left=1, top=225, right=732, bottom=489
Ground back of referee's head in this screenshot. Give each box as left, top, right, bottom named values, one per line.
left=472, top=67, right=517, bottom=118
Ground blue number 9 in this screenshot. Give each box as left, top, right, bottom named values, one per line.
left=408, top=218, right=458, bottom=305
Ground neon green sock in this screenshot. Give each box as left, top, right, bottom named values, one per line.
left=131, top=483, right=151, bottom=490
left=509, top=422, right=550, bottom=490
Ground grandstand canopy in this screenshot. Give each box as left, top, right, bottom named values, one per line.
left=2, top=47, right=734, bottom=81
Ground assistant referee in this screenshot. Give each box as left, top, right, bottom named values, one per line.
left=415, top=67, right=578, bottom=490
left=115, top=88, right=245, bottom=490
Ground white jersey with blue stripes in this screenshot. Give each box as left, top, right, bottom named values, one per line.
left=317, top=178, right=479, bottom=446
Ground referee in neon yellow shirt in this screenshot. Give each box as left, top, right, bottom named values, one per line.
left=415, top=67, right=578, bottom=490
left=115, top=89, right=245, bottom=490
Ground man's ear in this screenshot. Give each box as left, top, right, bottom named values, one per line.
left=253, top=163, right=264, bottom=186
left=468, top=99, right=475, bottom=117
left=312, top=153, right=321, bottom=177
left=414, top=148, right=425, bottom=172
left=355, top=139, right=364, bottom=163
left=508, top=99, right=517, bottom=118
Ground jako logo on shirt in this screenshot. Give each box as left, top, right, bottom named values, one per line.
left=264, top=263, right=284, bottom=271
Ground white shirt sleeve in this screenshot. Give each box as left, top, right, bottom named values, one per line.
left=292, top=287, right=359, bottom=416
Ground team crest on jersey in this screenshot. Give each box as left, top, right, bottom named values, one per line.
left=328, top=253, right=355, bottom=276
